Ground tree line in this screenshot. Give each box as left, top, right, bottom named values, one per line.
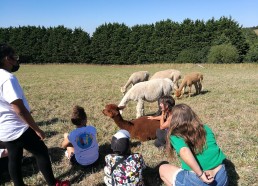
left=0, top=16, right=257, bottom=64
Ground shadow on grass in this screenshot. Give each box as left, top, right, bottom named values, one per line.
left=49, top=147, right=66, bottom=163
left=224, top=159, right=239, bottom=186
left=143, top=161, right=169, bottom=186
left=56, top=143, right=112, bottom=184
left=56, top=141, right=168, bottom=185
left=0, top=155, right=41, bottom=185
left=45, top=131, right=59, bottom=138
left=182, top=89, right=210, bottom=98
left=36, top=118, right=69, bottom=126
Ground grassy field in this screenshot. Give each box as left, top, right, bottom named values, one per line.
left=1, top=63, right=257, bottom=186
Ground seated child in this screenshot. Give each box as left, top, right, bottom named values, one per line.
left=148, top=95, right=175, bottom=148
left=61, top=105, right=99, bottom=166
left=104, top=130, right=146, bottom=186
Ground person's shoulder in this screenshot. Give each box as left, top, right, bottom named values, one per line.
left=86, top=125, right=96, bottom=129
left=0, top=69, right=16, bottom=82
left=171, top=135, right=182, bottom=140
left=203, top=124, right=212, bottom=132
left=203, top=124, right=215, bottom=137
left=86, top=125, right=97, bottom=132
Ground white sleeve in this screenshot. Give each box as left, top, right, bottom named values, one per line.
left=2, top=77, right=24, bottom=104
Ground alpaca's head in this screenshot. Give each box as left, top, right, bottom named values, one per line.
left=175, top=89, right=181, bottom=98
left=102, top=104, right=125, bottom=118
left=120, top=87, right=126, bottom=95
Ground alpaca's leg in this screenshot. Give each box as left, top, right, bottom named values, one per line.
left=188, top=85, right=192, bottom=97
left=193, top=82, right=199, bottom=95
left=179, top=86, right=185, bottom=98
left=136, top=99, right=144, bottom=118
left=199, top=80, right=203, bottom=93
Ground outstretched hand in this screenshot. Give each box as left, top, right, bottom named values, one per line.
left=147, top=116, right=154, bottom=120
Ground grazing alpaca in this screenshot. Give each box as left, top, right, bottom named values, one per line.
left=118, top=78, right=174, bottom=118
left=150, top=69, right=181, bottom=89
left=121, top=71, right=149, bottom=95
left=175, top=72, right=203, bottom=98
left=102, top=104, right=160, bottom=141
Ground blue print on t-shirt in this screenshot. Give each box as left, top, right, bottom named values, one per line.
left=76, top=133, right=93, bottom=149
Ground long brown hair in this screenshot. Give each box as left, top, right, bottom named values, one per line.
left=166, top=104, right=206, bottom=157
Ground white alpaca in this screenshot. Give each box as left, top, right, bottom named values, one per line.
left=118, top=78, right=174, bottom=118
left=120, top=71, right=149, bottom=95
left=150, top=69, right=181, bottom=89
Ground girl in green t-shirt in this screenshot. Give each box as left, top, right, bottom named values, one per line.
left=159, top=104, right=228, bottom=186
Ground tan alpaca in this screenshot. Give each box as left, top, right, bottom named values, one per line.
left=175, top=72, right=203, bottom=98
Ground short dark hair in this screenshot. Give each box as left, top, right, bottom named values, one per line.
left=71, top=105, right=87, bottom=126
left=0, top=44, right=15, bottom=64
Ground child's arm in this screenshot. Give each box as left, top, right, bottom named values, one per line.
left=179, top=147, right=214, bottom=184
left=61, top=133, right=72, bottom=148
left=160, top=113, right=172, bottom=130
left=147, top=115, right=162, bottom=120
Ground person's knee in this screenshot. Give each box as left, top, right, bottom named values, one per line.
left=63, top=133, right=69, bottom=138
left=156, top=129, right=162, bottom=137
left=159, top=164, right=168, bottom=175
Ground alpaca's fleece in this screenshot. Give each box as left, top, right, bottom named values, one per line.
left=175, top=72, right=203, bottom=98
left=121, top=71, right=149, bottom=94
left=150, top=69, right=181, bottom=89
left=118, top=78, right=174, bottom=118
left=102, top=104, right=160, bottom=141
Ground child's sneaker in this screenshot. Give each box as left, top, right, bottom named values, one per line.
left=55, top=180, right=70, bottom=186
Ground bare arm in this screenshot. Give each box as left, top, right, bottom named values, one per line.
left=159, top=112, right=172, bottom=130
left=147, top=115, right=162, bottom=120
left=11, top=99, right=45, bottom=140
left=61, top=133, right=72, bottom=148
left=179, top=147, right=214, bottom=184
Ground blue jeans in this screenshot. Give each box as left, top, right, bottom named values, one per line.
left=175, top=164, right=228, bottom=186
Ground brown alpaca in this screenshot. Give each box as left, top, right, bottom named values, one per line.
left=175, top=72, right=203, bottom=98
left=102, top=104, right=160, bottom=142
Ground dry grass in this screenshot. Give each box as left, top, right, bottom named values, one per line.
left=1, top=63, right=257, bottom=186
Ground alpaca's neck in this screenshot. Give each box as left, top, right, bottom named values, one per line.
left=124, top=79, right=132, bottom=89
left=119, top=94, right=129, bottom=106
left=112, top=114, right=132, bottom=131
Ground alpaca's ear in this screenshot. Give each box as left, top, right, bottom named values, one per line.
left=118, top=106, right=126, bottom=110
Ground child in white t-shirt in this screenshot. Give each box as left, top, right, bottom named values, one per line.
left=104, top=130, right=146, bottom=186
left=61, top=105, right=99, bottom=166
